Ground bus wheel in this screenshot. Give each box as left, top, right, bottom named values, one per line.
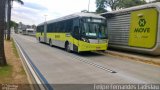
left=100, top=50, right=106, bottom=52
left=49, top=39, right=52, bottom=47
left=39, top=37, right=41, bottom=42
left=65, top=43, right=71, bottom=52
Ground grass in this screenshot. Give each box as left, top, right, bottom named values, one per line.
left=0, top=65, right=12, bottom=78
left=10, top=38, right=26, bottom=75
left=20, top=66, right=26, bottom=75
left=0, top=40, right=13, bottom=82
left=0, top=39, right=29, bottom=85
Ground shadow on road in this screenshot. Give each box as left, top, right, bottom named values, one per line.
left=74, top=51, right=103, bottom=57
left=40, top=42, right=104, bottom=57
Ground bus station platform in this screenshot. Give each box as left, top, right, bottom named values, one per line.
left=97, top=50, right=160, bottom=67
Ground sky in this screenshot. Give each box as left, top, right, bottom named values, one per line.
left=12, top=0, right=97, bottom=25
left=12, top=0, right=155, bottom=25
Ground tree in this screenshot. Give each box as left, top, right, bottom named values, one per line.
left=119, top=0, right=146, bottom=9
left=96, top=0, right=108, bottom=13
left=0, top=0, right=7, bottom=66
left=10, top=21, right=18, bottom=33
left=81, top=10, right=89, bottom=13
left=7, top=0, right=24, bottom=40
left=151, top=0, right=160, bottom=3
left=105, top=0, right=121, bottom=10
left=96, top=0, right=146, bottom=12
left=96, top=0, right=122, bottom=11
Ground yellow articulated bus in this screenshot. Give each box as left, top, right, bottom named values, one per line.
left=36, top=13, right=108, bottom=52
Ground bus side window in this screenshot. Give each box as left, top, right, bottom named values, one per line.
left=52, top=23, right=55, bottom=32
left=40, top=26, right=43, bottom=35
left=65, top=19, right=73, bottom=33
left=73, top=26, right=80, bottom=39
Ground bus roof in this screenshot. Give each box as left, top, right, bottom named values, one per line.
left=38, top=12, right=105, bottom=26
left=101, top=2, right=160, bottom=17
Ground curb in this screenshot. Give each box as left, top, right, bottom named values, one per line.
left=13, top=38, right=52, bottom=90
left=96, top=50, right=160, bottom=66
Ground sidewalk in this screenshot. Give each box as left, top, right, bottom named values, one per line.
left=0, top=40, right=31, bottom=89
left=97, top=50, right=160, bottom=66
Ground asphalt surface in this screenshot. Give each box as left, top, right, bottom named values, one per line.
left=13, top=34, right=160, bottom=85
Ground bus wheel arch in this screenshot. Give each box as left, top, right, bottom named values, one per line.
left=49, top=39, right=52, bottom=46
left=65, top=41, right=71, bottom=52
left=39, top=37, right=41, bottom=42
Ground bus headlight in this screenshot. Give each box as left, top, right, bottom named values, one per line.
left=82, top=38, right=90, bottom=43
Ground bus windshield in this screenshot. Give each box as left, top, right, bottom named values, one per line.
left=82, top=22, right=107, bottom=39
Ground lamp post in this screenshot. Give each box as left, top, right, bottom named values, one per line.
left=88, top=0, right=90, bottom=12
left=44, top=14, right=47, bottom=43
left=44, top=15, right=47, bottom=22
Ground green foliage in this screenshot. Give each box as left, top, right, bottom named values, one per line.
left=81, top=10, right=89, bottom=13
left=0, top=65, right=12, bottom=77
left=96, top=0, right=108, bottom=13
left=152, top=0, right=160, bottom=3
left=119, top=0, right=146, bottom=8
left=96, top=7, right=108, bottom=13
left=10, top=20, right=18, bottom=33
left=96, top=8, right=108, bottom=13
left=10, top=21, right=18, bottom=28
left=105, top=0, right=120, bottom=10
left=96, top=0, right=147, bottom=12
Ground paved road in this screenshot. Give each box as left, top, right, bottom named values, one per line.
left=13, top=34, right=160, bottom=85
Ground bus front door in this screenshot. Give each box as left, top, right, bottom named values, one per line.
left=73, top=26, right=80, bottom=52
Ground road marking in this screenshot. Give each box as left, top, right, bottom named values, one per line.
left=47, top=45, right=117, bottom=73
left=41, top=43, right=117, bottom=73
left=71, top=55, right=117, bottom=73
